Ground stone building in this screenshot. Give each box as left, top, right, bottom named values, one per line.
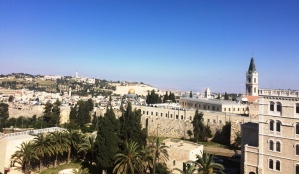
left=242, top=89, right=299, bottom=174
left=179, top=97, right=247, bottom=115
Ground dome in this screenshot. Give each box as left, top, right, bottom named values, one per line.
left=128, top=89, right=135, bottom=94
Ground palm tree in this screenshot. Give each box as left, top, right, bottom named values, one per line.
left=11, top=141, right=38, bottom=174
left=196, top=151, right=224, bottom=174
left=139, top=145, right=153, bottom=173
left=173, top=161, right=197, bottom=174
left=50, top=131, right=70, bottom=167
left=113, top=141, right=142, bottom=174
left=149, top=137, right=169, bottom=174
left=33, top=133, right=53, bottom=172
left=78, top=134, right=96, bottom=165
left=65, top=130, right=82, bottom=163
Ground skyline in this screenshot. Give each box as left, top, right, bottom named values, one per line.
left=1, top=1, right=299, bottom=93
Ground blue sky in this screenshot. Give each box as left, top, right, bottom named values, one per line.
left=1, top=1, right=299, bottom=93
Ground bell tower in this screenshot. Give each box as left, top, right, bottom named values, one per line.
left=246, top=57, right=258, bottom=96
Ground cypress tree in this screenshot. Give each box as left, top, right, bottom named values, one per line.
left=0, top=103, right=9, bottom=132
left=192, top=110, right=204, bottom=143
left=119, top=102, right=147, bottom=148
left=94, top=107, right=120, bottom=173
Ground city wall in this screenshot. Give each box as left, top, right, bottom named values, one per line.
left=133, top=105, right=259, bottom=145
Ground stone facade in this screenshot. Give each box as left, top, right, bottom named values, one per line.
left=179, top=98, right=248, bottom=115
left=133, top=105, right=258, bottom=144
left=243, top=89, right=299, bottom=174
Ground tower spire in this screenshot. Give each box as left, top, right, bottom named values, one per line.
left=248, top=57, right=256, bottom=73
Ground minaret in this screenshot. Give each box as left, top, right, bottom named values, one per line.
left=246, top=57, right=258, bottom=96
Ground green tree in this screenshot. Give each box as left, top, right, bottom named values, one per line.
left=11, top=141, right=38, bottom=174
left=119, top=102, right=147, bottom=148
left=77, top=100, right=92, bottom=128
left=42, top=100, right=61, bottom=127
left=113, top=141, right=142, bottom=174
left=187, top=130, right=193, bottom=140
left=196, top=151, right=224, bottom=174
left=50, top=131, right=70, bottom=167
left=0, top=103, right=9, bottom=132
left=202, top=125, right=213, bottom=142
left=192, top=110, right=204, bottom=143
left=149, top=137, right=169, bottom=174
left=173, top=161, right=197, bottom=174
left=94, top=107, right=120, bottom=173
left=224, top=92, right=229, bottom=100
left=163, top=91, right=169, bottom=103
left=233, top=131, right=241, bottom=149
left=146, top=90, right=162, bottom=104
left=65, top=130, right=82, bottom=164
left=33, top=133, right=53, bottom=172
left=78, top=134, right=96, bottom=165
left=139, top=145, right=153, bottom=173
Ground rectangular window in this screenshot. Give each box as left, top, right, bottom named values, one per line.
left=161, top=113, right=163, bottom=117
left=181, top=115, right=184, bottom=120
left=296, top=145, right=299, bottom=155
left=156, top=112, right=158, bottom=116
left=224, top=108, right=226, bottom=112
left=296, top=105, right=299, bottom=113
left=151, top=112, right=153, bottom=115
left=143, top=111, right=145, bottom=114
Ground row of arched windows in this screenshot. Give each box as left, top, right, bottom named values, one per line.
left=269, top=102, right=299, bottom=114
left=269, top=140, right=281, bottom=152
left=269, top=120, right=299, bottom=135
left=269, top=120, right=281, bottom=132
left=269, top=159, right=280, bottom=171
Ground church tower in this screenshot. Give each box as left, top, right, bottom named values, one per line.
left=246, top=57, right=258, bottom=96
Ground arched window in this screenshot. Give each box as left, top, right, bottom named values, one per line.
left=276, top=121, right=281, bottom=132
left=276, top=141, right=281, bottom=152
left=296, top=164, right=299, bottom=174
left=277, top=102, right=282, bottom=112
left=276, top=160, right=280, bottom=171
left=269, top=140, right=274, bottom=151
left=270, top=102, right=275, bottom=111
left=296, top=144, right=299, bottom=155
left=296, top=123, right=299, bottom=134
left=269, top=159, right=274, bottom=169
left=270, top=120, right=274, bottom=131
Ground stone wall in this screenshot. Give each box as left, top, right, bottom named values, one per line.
left=133, top=105, right=259, bottom=145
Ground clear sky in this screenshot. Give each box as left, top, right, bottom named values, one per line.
left=1, top=1, right=299, bottom=93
